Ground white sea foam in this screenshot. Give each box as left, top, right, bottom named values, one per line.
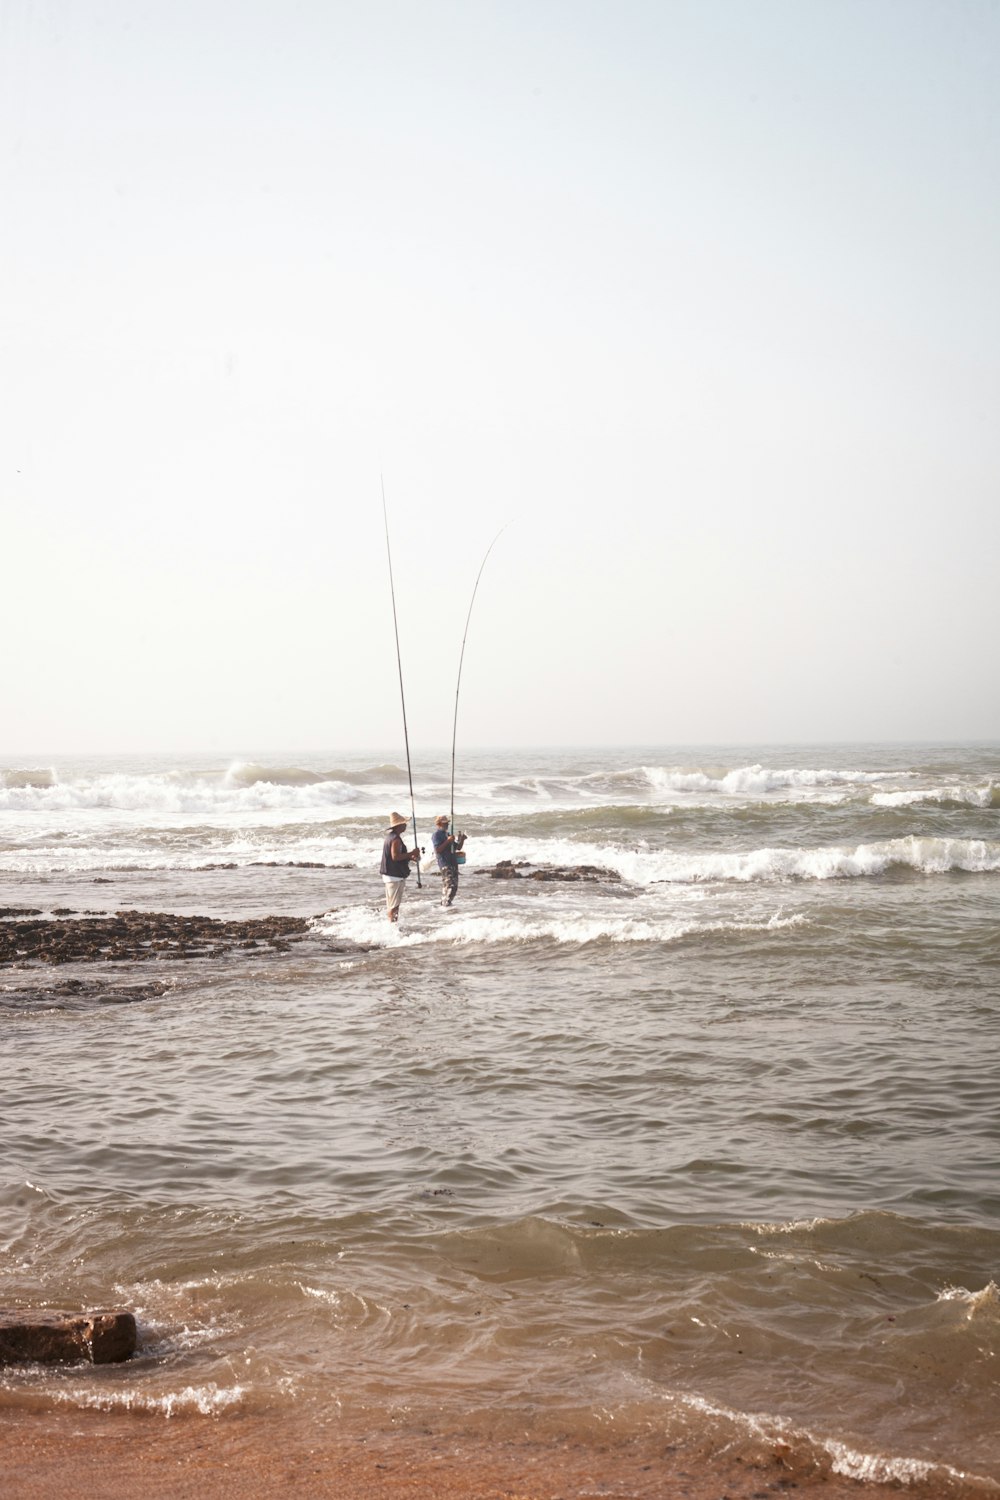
left=824, top=1439, right=968, bottom=1486
left=3, top=813, right=996, bottom=884
left=0, top=772, right=360, bottom=815
left=51, top=1382, right=245, bottom=1416
left=0, top=758, right=914, bottom=821
left=674, top=1392, right=984, bottom=1490
left=644, top=835, right=1000, bottom=883
left=938, top=1281, right=1000, bottom=1318
left=312, top=905, right=805, bottom=949
left=0, top=835, right=368, bottom=876
left=643, top=763, right=896, bottom=799
left=872, top=783, right=1000, bottom=809
left=470, top=833, right=1000, bottom=885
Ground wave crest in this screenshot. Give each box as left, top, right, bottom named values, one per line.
left=643, top=763, right=896, bottom=798
left=1, top=768, right=55, bottom=789
left=648, top=836, right=1000, bottom=884
left=224, top=762, right=405, bottom=788
left=0, top=772, right=360, bottom=814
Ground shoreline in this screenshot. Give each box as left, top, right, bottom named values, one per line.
left=1, top=1410, right=886, bottom=1500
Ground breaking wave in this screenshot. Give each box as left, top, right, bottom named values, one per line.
left=224, top=761, right=405, bottom=788
left=0, top=768, right=56, bottom=789
left=643, top=763, right=897, bottom=797
left=468, top=834, right=1000, bottom=885
left=0, top=772, right=361, bottom=815
left=50, top=1382, right=246, bottom=1416
left=312, top=906, right=806, bottom=949
left=645, top=835, right=1000, bottom=884
left=483, top=762, right=907, bottom=809
left=673, top=1392, right=991, bottom=1492
left=872, top=784, right=1000, bottom=810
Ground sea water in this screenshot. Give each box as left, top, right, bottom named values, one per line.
left=1, top=743, right=998, bottom=1491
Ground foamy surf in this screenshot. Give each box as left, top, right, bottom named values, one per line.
left=471, top=833, right=1000, bottom=885
left=645, top=835, right=1000, bottom=883
left=872, top=784, right=1000, bottom=810
left=311, top=904, right=805, bottom=949
left=49, top=1383, right=246, bottom=1417
left=669, top=1392, right=995, bottom=1492
left=644, top=763, right=901, bottom=798
left=0, top=771, right=362, bottom=815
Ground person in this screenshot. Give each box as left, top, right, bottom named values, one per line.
left=431, top=814, right=467, bottom=908
left=379, top=812, right=421, bottom=923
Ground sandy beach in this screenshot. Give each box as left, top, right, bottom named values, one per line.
left=2, top=1410, right=884, bottom=1500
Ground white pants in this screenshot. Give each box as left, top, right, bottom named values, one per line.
left=382, top=876, right=407, bottom=916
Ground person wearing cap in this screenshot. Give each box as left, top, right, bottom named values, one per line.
left=431, top=814, right=467, bottom=908
left=379, top=812, right=421, bottom=922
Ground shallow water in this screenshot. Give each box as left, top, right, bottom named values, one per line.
left=2, top=743, right=998, bottom=1491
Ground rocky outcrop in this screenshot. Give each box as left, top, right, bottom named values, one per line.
left=2, top=976, right=171, bottom=1011
left=0, top=910, right=309, bottom=965
left=479, top=861, right=621, bottom=882
left=0, top=1308, right=137, bottom=1365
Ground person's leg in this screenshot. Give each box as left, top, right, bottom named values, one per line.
left=442, top=868, right=459, bottom=907
left=385, top=878, right=404, bottom=922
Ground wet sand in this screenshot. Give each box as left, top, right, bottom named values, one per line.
left=2, top=1410, right=887, bottom=1500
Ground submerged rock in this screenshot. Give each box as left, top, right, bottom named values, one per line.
left=0, top=909, right=310, bottom=965
left=0, top=1308, right=137, bottom=1365
left=1, top=977, right=171, bottom=1012
left=479, top=861, right=621, bottom=883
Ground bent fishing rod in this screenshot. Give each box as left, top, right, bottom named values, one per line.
left=451, top=526, right=506, bottom=834
left=381, top=477, right=421, bottom=886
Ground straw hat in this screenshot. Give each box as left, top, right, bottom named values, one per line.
left=388, top=812, right=407, bottom=828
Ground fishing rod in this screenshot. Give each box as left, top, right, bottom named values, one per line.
left=451, top=527, right=505, bottom=835
left=381, top=476, right=421, bottom=887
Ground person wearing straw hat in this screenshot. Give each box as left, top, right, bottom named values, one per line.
left=379, top=813, right=421, bottom=923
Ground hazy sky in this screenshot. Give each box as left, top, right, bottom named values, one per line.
left=4, top=0, right=998, bottom=754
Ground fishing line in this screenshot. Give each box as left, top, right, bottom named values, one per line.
left=451, top=526, right=506, bottom=834
left=381, top=475, right=421, bottom=887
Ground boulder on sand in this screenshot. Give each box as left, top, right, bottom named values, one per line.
left=0, top=1308, right=137, bottom=1365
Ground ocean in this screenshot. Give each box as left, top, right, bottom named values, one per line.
left=2, top=743, right=998, bottom=1494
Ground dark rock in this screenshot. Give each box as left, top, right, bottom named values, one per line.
left=0, top=907, right=43, bottom=917
left=477, top=862, right=621, bottom=883
left=250, top=860, right=328, bottom=868
left=0, top=1308, right=137, bottom=1365
left=0, top=977, right=171, bottom=1011
left=0, top=909, right=311, bottom=966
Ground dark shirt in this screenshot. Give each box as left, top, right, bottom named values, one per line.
left=380, top=831, right=411, bottom=879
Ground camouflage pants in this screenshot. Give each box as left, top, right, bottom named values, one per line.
left=440, top=867, right=459, bottom=906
